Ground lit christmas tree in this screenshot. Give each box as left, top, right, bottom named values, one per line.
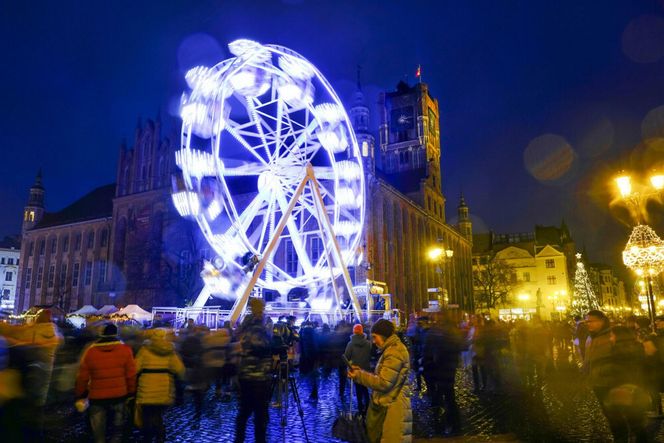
left=571, top=252, right=600, bottom=317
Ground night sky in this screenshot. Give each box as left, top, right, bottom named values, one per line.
left=2, top=0, right=664, bottom=274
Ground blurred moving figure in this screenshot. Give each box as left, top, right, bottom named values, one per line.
left=135, top=328, right=185, bottom=443
left=75, top=323, right=136, bottom=443
left=422, top=315, right=464, bottom=436
left=203, top=328, right=231, bottom=399
left=298, top=320, right=320, bottom=401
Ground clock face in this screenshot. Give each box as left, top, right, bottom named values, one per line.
left=390, top=106, right=414, bottom=131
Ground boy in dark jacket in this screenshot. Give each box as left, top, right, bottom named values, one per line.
left=344, top=324, right=371, bottom=414
left=75, top=323, right=136, bottom=443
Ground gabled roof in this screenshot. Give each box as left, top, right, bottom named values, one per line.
left=536, top=244, right=565, bottom=257
left=495, top=245, right=533, bottom=260
left=33, top=184, right=116, bottom=230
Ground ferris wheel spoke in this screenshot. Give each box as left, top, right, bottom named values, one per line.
left=226, top=122, right=270, bottom=166
left=246, top=97, right=273, bottom=160
left=233, top=191, right=268, bottom=239
left=220, top=161, right=267, bottom=176
left=256, top=192, right=276, bottom=255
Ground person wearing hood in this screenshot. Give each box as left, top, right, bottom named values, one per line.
left=583, top=310, right=618, bottom=431
left=348, top=319, right=412, bottom=443
left=135, top=328, right=185, bottom=443
left=75, top=323, right=136, bottom=443
left=344, top=324, right=371, bottom=415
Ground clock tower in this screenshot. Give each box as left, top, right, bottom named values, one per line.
left=378, top=81, right=445, bottom=221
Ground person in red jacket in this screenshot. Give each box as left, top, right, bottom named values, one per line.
left=75, top=323, right=136, bottom=443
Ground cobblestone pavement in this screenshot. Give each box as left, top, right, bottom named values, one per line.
left=43, top=363, right=664, bottom=442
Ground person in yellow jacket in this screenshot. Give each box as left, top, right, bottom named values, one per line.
left=135, top=328, right=185, bottom=442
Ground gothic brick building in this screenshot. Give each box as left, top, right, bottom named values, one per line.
left=17, top=80, right=473, bottom=315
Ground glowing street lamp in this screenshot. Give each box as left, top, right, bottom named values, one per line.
left=622, top=225, right=664, bottom=332
left=427, top=245, right=454, bottom=309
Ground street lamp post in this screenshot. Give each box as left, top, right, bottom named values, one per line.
left=428, top=245, right=454, bottom=309
left=622, top=224, right=664, bottom=333
left=614, top=172, right=664, bottom=332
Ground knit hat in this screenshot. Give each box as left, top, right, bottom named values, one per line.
left=371, top=319, right=395, bottom=339
left=101, top=323, right=118, bottom=337
left=353, top=324, right=363, bottom=335
left=248, top=297, right=265, bottom=316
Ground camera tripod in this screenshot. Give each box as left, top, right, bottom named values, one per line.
left=271, top=358, right=310, bottom=443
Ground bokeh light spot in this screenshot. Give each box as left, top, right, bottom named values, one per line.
left=642, top=105, right=664, bottom=140
left=524, top=134, right=577, bottom=183
left=177, top=33, right=224, bottom=73
left=622, top=15, right=664, bottom=63
left=578, top=117, right=614, bottom=158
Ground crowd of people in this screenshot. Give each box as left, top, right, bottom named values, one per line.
left=1, top=302, right=664, bottom=443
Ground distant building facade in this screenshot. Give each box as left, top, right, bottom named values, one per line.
left=0, top=237, right=20, bottom=314
left=587, top=263, right=627, bottom=309
left=472, top=224, right=575, bottom=320
left=16, top=118, right=207, bottom=314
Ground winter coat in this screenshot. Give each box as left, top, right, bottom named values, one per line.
left=344, top=333, right=371, bottom=371
left=202, top=329, right=230, bottom=369
left=355, top=334, right=412, bottom=443
left=422, top=324, right=464, bottom=385
left=75, top=338, right=136, bottom=402
left=135, top=334, right=185, bottom=406
left=237, top=315, right=273, bottom=382
left=583, top=328, right=613, bottom=388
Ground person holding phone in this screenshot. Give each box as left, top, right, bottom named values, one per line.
left=344, top=324, right=371, bottom=415
left=347, top=319, right=412, bottom=443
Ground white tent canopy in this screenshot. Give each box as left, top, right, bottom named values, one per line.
left=97, top=305, right=119, bottom=315
left=115, top=304, right=152, bottom=322
left=68, top=305, right=99, bottom=317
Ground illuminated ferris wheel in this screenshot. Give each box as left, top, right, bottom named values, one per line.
left=172, top=39, right=365, bottom=322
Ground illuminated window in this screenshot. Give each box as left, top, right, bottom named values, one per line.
left=545, top=259, right=555, bottom=268
left=362, top=141, right=369, bottom=157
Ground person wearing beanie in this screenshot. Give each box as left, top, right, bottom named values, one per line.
left=348, top=319, right=412, bottom=442
left=75, top=322, right=136, bottom=443
left=344, top=324, right=371, bottom=414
